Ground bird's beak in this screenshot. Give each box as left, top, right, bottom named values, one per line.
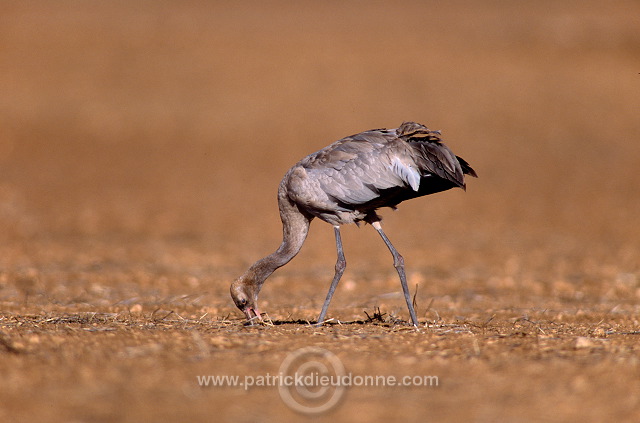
left=244, top=307, right=263, bottom=323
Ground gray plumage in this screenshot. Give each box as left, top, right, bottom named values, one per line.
left=230, top=121, right=477, bottom=326
left=286, top=121, right=476, bottom=225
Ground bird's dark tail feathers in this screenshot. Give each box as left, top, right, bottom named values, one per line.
left=398, top=121, right=477, bottom=188
left=397, top=121, right=442, bottom=143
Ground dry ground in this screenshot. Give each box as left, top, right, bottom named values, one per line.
left=1, top=1, right=640, bottom=422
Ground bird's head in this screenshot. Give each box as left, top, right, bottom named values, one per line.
left=230, top=277, right=263, bottom=322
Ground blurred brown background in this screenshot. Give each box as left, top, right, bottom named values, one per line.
left=2, top=0, right=639, bottom=306
left=2, top=0, right=638, bottom=245
left=1, top=1, right=639, bottom=422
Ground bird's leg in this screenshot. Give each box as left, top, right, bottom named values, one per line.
left=316, top=225, right=346, bottom=326
left=371, top=221, right=419, bottom=327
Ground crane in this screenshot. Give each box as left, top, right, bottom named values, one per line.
left=230, top=121, right=477, bottom=327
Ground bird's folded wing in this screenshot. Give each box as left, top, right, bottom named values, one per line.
left=308, top=145, right=417, bottom=207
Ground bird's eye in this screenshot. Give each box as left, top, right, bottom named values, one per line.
left=239, top=298, right=247, bottom=306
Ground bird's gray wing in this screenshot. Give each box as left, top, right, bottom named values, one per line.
left=303, top=131, right=420, bottom=208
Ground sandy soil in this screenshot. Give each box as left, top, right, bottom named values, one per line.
left=1, top=1, right=640, bottom=422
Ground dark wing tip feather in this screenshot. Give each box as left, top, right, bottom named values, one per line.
left=456, top=156, right=478, bottom=178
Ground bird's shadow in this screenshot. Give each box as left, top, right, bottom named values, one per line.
left=274, top=319, right=368, bottom=326
left=243, top=318, right=412, bottom=328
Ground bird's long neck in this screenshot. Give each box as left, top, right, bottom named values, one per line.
left=241, top=188, right=312, bottom=291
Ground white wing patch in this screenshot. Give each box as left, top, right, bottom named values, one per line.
left=391, top=157, right=420, bottom=191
